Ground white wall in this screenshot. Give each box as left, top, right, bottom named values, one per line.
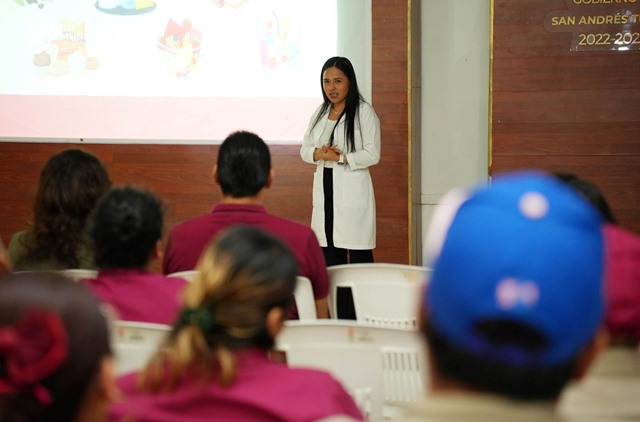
left=419, top=0, right=491, bottom=263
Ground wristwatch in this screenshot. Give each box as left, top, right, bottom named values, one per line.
left=338, top=154, right=345, bottom=165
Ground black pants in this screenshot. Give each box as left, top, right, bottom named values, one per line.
left=322, top=167, right=373, bottom=319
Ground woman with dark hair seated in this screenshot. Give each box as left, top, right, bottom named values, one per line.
left=84, top=186, right=187, bottom=325
left=0, top=271, right=117, bottom=421
left=109, top=225, right=363, bottom=422
left=9, top=149, right=112, bottom=271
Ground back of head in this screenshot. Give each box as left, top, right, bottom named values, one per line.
left=217, top=131, right=271, bottom=198
left=18, top=149, right=111, bottom=269
left=91, top=186, right=164, bottom=269
left=552, top=172, right=617, bottom=224
left=140, top=225, right=298, bottom=390
left=423, top=171, right=606, bottom=400
left=0, top=271, right=111, bottom=422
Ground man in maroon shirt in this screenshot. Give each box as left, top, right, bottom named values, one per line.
left=163, top=130, right=329, bottom=318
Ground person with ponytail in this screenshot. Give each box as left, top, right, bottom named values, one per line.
left=109, top=225, right=363, bottom=422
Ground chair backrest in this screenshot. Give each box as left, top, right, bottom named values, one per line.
left=276, top=321, right=385, bottom=421
left=110, top=320, right=171, bottom=375
left=327, top=263, right=430, bottom=329
left=167, top=270, right=200, bottom=282
left=168, top=271, right=317, bottom=319
left=276, top=320, right=429, bottom=420
left=60, top=268, right=98, bottom=281
left=14, top=269, right=99, bottom=281
left=294, top=276, right=317, bottom=320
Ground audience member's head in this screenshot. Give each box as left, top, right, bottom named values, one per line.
left=423, top=171, right=607, bottom=401
left=553, top=172, right=617, bottom=224
left=139, top=225, right=297, bottom=390
left=0, top=271, right=115, bottom=421
left=215, top=131, right=272, bottom=198
left=14, top=149, right=111, bottom=270
left=552, top=173, right=639, bottom=346
left=90, top=186, right=164, bottom=270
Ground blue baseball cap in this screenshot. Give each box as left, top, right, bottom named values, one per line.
left=424, top=171, right=606, bottom=367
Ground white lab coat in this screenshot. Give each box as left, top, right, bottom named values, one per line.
left=300, top=102, right=381, bottom=249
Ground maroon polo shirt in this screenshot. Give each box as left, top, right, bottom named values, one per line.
left=162, top=204, right=329, bottom=306
left=84, top=268, right=187, bottom=324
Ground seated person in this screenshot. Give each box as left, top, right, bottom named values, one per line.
left=110, top=225, right=363, bottom=422
left=552, top=172, right=640, bottom=419
left=559, top=224, right=640, bottom=421
left=84, top=186, right=187, bottom=325
left=401, top=171, right=609, bottom=421
left=0, top=271, right=117, bottom=422
left=9, top=148, right=112, bottom=270
left=163, top=130, right=329, bottom=319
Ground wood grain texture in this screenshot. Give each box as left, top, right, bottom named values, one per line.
left=493, top=0, right=640, bottom=235
left=0, top=1, right=411, bottom=269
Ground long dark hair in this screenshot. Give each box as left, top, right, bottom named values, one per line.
left=311, top=56, right=366, bottom=153
left=15, top=149, right=111, bottom=270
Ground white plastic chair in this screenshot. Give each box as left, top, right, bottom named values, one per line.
left=110, top=320, right=171, bottom=375
left=167, top=269, right=200, bottom=282
left=276, top=320, right=429, bottom=420
left=168, top=271, right=317, bottom=319
left=327, top=263, right=430, bottom=329
left=276, top=320, right=385, bottom=421
left=294, top=276, right=317, bottom=320
left=60, top=268, right=98, bottom=281
left=14, top=269, right=99, bottom=281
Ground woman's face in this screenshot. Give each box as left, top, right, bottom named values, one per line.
left=322, top=66, right=349, bottom=107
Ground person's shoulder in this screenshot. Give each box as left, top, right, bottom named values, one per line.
left=8, top=230, right=28, bottom=247
left=357, top=101, right=378, bottom=118
left=280, top=365, right=344, bottom=386
left=7, top=230, right=30, bottom=263
left=265, top=214, right=315, bottom=237
left=168, top=213, right=213, bottom=236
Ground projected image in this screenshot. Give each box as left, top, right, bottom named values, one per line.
left=95, top=0, right=156, bottom=16
left=261, top=10, right=300, bottom=70
left=27, top=19, right=101, bottom=78
left=0, top=0, right=365, bottom=143
left=157, top=19, right=203, bottom=79
left=14, top=0, right=53, bottom=10
left=210, top=0, right=248, bottom=11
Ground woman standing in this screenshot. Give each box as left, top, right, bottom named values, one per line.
left=300, top=56, right=381, bottom=267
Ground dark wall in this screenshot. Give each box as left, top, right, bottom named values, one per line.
left=492, top=0, right=640, bottom=233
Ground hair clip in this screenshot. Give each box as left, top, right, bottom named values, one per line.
left=179, top=306, right=215, bottom=332
left=0, top=310, right=68, bottom=405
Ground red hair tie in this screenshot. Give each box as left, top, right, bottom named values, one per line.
left=0, top=310, right=68, bottom=405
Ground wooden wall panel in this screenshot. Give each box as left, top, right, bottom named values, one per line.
left=493, top=0, right=640, bottom=234
left=371, top=0, right=409, bottom=263
left=0, top=2, right=411, bottom=268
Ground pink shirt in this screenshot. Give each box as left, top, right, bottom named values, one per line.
left=109, top=348, right=364, bottom=422
left=84, top=268, right=187, bottom=324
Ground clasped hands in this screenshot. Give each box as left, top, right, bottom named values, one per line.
left=318, top=144, right=341, bottom=162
